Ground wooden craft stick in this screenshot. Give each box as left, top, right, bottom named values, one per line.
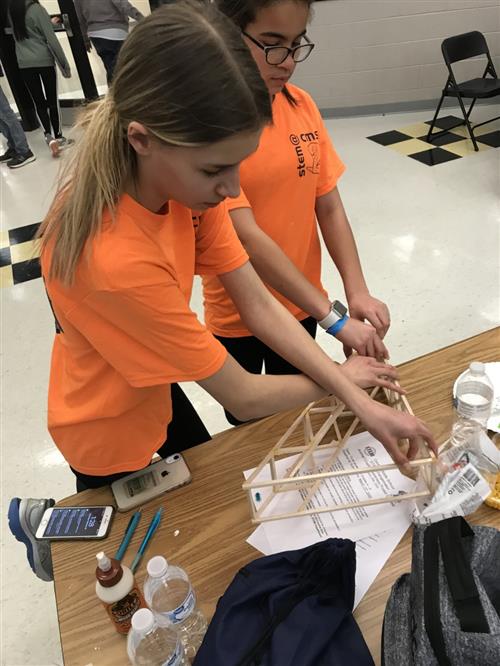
left=254, top=490, right=431, bottom=524
left=243, top=457, right=435, bottom=490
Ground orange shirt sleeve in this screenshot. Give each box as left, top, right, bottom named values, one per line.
left=315, top=108, right=346, bottom=198
left=195, top=200, right=249, bottom=275
left=225, top=187, right=251, bottom=213
left=65, top=282, right=228, bottom=387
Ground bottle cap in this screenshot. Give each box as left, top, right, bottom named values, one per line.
left=131, top=608, right=155, bottom=634
left=469, top=362, right=485, bottom=375
left=96, top=551, right=111, bottom=572
left=147, top=555, right=168, bottom=578
left=95, top=552, right=123, bottom=587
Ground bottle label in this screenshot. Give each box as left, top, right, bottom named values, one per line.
left=162, top=643, right=183, bottom=666
left=168, top=588, right=196, bottom=623
left=107, top=586, right=145, bottom=634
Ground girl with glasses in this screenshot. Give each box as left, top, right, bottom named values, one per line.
left=206, top=0, right=393, bottom=417
left=36, top=2, right=434, bottom=493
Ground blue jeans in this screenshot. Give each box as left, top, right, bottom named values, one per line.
left=0, top=86, right=30, bottom=156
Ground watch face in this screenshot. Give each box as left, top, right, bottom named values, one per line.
left=333, top=300, right=347, bottom=317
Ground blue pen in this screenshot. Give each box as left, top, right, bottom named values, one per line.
left=115, top=511, right=142, bottom=561
left=130, top=507, right=163, bottom=574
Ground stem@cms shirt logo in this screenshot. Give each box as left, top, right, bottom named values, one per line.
left=289, top=131, right=320, bottom=177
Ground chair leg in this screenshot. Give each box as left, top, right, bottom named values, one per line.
left=456, top=93, right=479, bottom=151
left=465, top=97, right=477, bottom=121
left=427, top=93, right=445, bottom=142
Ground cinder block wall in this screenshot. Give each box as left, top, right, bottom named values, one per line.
left=293, top=0, right=500, bottom=112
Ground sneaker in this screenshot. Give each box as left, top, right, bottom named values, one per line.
left=57, top=136, right=74, bottom=151
left=7, top=150, right=36, bottom=169
left=8, top=497, right=55, bottom=581
left=0, top=147, right=16, bottom=162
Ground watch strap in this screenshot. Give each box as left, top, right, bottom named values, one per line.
left=326, top=315, right=349, bottom=337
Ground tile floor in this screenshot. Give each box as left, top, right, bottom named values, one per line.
left=368, top=114, right=500, bottom=166
left=1, top=104, right=499, bottom=665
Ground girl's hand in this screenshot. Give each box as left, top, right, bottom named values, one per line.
left=363, top=401, right=438, bottom=473
left=348, top=292, right=391, bottom=339
left=335, top=317, right=388, bottom=360
left=341, top=355, right=403, bottom=393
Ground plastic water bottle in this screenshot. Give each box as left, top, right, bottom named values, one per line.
left=451, top=362, right=494, bottom=449
left=144, top=556, right=207, bottom=661
left=127, top=608, right=187, bottom=666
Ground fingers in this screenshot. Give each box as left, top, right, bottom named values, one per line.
left=377, top=379, right=406, bottom=395
left=373, top=334, right=388, bottom=360
left=366, top=304, right=391, bottom=340
left=417, top=422, right=439, bottom=456
left=406, top=436, right=420, bottom=460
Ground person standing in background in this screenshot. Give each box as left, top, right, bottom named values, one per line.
left=9, top=0, right=72, bottom=158
left=74, top=0, right=144, bottom=85
left=0, top=73, right=35, bottom=168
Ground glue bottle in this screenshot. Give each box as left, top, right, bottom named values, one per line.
left=95, top=551, right=146, bottom=634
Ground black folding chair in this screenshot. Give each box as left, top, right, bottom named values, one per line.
left=427, top=31, right=500, bottom=151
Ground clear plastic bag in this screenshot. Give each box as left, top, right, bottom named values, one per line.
left=412, top=430, right=500, bottom=525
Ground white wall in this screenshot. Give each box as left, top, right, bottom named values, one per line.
left=293, top=0, right=500, bottom=111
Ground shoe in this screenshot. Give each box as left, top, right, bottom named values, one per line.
left=0, top=147, right=16, bottom=162
left=7, top=151, right=36, bottom=169
left=57, top=136, right=74, bottom=151
left=8, top=497, right=55, bottom=582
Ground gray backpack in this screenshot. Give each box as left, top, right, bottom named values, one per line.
left=382, top=517, right=500, bottom=666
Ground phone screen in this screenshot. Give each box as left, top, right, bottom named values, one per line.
left=43, top=507, right=107, bottom=538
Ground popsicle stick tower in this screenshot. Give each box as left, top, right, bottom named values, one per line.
left=243, top=386, right=438, bottom=524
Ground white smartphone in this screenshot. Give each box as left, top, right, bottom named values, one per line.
left=111, top=454, right=192, bottom=512
left=35, top=505, right=114, bottom=540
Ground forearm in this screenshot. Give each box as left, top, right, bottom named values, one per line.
left=316, top=189, right=368, bottom=299
left=243, top=227, right=330, bottom=321
left=199, top=355, right=326, bottom=422
left=220, top=265, right=372, bottom=415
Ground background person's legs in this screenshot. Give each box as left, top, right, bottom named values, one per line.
left=20, top=68, right=52, bottom=136
left=0, top=87, right=31, bottom=157
left=38, top=67, right=61, bottom=138
left=90, top=37, right=124, bottom=85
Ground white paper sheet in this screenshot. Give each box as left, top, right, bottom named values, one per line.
left=244, top=431, right=416, bottom=607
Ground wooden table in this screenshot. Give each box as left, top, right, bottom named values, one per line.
left=53, top=328, right=500, bottom=665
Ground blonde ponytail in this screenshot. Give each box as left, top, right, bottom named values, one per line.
left=39, top=97, right=129, bottom=284
left=39, top=1, right=272, bottom=285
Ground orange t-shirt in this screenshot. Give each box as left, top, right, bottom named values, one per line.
left=42, top=195, right=248, bottom=475
left=202, top=84, right=345, bottom=337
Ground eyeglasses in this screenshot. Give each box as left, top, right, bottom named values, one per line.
left=242, top=32, right=315, bottom=65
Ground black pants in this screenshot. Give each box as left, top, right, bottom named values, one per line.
left=21, top=66, right=61, bottom=138
left=216, top=316, right=317, bottom=425
left=71, top=383, right=211, bottom=492
left=90, top=37, right=123, bottom=85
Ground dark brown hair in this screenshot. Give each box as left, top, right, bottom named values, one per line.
left=217, top=0, right=314, bottom=106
